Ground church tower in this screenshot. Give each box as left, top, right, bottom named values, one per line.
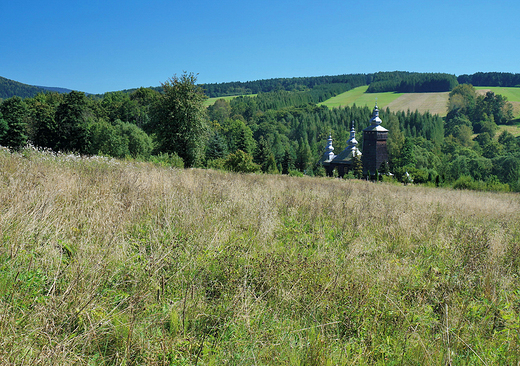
left=362, top=103, right=389, bottom=175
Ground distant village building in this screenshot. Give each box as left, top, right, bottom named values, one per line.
left=319, top=103, right=388, bottom=177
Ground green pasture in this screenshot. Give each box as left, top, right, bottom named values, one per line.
left=318, top=86, right=404, bottom=109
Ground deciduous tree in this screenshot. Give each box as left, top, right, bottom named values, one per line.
left=0, top=96, right=29, bottom=149
left=150, top=72, right=209, bottom=167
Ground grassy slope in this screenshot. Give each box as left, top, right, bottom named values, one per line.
left=1, top=147, right=520, bottom=365
left=319, top=86, right=449, bottom=116
left=318, top=86, right=404, bottom=110
left=204, top=94, right=257, bottom=107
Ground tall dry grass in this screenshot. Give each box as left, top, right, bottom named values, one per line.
left=0, top=146, right=520, bottom=365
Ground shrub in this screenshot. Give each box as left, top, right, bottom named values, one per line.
left=223, top=149, right=260, bottom=173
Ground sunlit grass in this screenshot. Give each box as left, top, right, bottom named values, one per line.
left=319, top=85, right=404, bottom=109
left=1, top=145, right=520, bottom=364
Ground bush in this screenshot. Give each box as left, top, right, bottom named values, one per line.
left=150, top=152, right=184, bottom=168
left=288, top=169, right=304, bottom=177
left=453, top=175, right=476, bottom=190
left=223, top=150, right=260, bottom=173
left=206, top=158, right=226, bottom=171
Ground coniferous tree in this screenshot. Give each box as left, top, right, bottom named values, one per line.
left=295, top=137, right=312, bottom=173
left=282, top=149, right=294, bottom=175
left=352, top=153, right=363, bottom=179
left=206, top=132, right=229, bottom=161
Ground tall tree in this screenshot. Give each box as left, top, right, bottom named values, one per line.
left=0, top=96, right=29, bottom=149
left=54, top=91, right=94, bottom=153
left=0, top=110, right=7, bottom=143
left=150, top=73, right=209, bottom=167
left=28, top=92, right=63, bottom=149
left=295, top=137, right=312, bottom=173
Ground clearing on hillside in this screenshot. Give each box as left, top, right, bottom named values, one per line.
left=318, top=86, right=403, bottom=109
left=386, top=92, right=449, bottom=116
left=320, top=86, right=449, bottom=116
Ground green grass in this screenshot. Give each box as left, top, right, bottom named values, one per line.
left=319, top=86, right=449, bottom=116
left=319, top=86, right=404, bottom=109
left=204, top=94, right=257, bottom=107
left=1, top=146, right=520, bottom=364
left=475, top=86, right=520, bottom=102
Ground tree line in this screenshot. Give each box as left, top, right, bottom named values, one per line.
left=0, top=72, right=519, bottom=191
left=457, top=72, right=520, bottom=87
left=201, top=72, right=459, bottom=98
left=201, top=74, right=368, bottom=98
left=366, top=72, right=458, bottom=93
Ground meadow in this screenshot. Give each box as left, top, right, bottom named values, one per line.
left=1, top=146, right=520, bottom=365
left=318, top=86, right=404, bottom=111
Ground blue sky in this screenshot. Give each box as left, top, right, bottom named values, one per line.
left=1, top=0, right=518, bottom=94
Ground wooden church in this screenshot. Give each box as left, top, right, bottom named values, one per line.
left=319, top=103, right=389, bottom=177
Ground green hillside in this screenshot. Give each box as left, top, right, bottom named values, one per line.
left=319, top=86, right=449, bottom=116
left=318, top=86, right=402, bottom=109
left=0, top=76, right=47, bottom=99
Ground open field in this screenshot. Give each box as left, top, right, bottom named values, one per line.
left=320, top=87, right=449, bottom=116
left=387, top=91, right=449, bottom=116
left=318, top=86, right=404, bottom=110
left=1, top=146, right=520, bottom=364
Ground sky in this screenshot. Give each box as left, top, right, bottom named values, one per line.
left=1, top=0, right=519, bottom=94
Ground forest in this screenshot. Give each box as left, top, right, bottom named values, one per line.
left=0, top=71, right=519, bottom=191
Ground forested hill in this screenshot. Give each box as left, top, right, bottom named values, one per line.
left=0, top=76, right=75, bottom=100
left=0, top=76, right=47, bottom=99
left=34, top=86, right=75, bottom=94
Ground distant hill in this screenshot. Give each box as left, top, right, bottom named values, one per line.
left=34, top=86, right=75, bottom=94
left=0, top=76, right=77, bottom=100
left=0, top=76, right=48, bottom=99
